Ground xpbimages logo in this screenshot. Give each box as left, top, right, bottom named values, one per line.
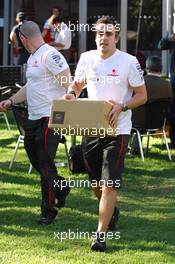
left=54, top=126, right=121, bottom=138
left=54, top=21, right=121, bottom=33
left=53, top=229, right=121, bottom=242
left=52, top=74, right=121, bottom=87
left=53, top=178, right=121, bottom=190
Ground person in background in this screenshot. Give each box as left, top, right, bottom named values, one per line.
left=135, top=50, right=146, bottom=75
left=42, top=6, right=61, bottom=43
left=144, top=56, right=172, bottom=101
left=10, top=12, right=29, bottom=65
left=49, top=16, right=72, bottom=62
left=158, top=34, right=175, bottom=148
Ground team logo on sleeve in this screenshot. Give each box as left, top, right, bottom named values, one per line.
left=51, top=53, right=61, bottom=64
left=58, top=62, right=64, bottom=68
left=136, top=62, right=143, bottom=80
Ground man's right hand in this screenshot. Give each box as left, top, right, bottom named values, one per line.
left=0, top=99, right=12, bottom=112
left=62, top=94, right=76, bottom=100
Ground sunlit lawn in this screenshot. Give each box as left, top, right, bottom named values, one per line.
left=0, top=112, right=175, bottom=264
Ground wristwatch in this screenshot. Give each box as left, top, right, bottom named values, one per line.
left=9, top=98, right=14, bottom=106
left=121, top=103, right=129, bottom=112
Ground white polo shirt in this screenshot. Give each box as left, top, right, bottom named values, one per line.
left=54, top=23, right=72, bottom=50
left=43, top=19, right=55, bottom=39
left=26, top=43, right=69, bottom=120
left=74, top=49, right=144, bottom=135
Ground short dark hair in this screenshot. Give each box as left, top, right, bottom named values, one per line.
left=95, top=15, right=120, bottom=36
left=52, top=6, right=61, bottom=14
left=146, top=56, right=162, bottom=73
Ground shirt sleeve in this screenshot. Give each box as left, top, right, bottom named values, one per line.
left=45, top=49, right=69, bottom=76
left=43, top=20, right=50, bottom=29
left=74, top=53, right=87, bottom=83
left=128, top=57, right=145, bottom=87
left=55, top=25, right=68, bottom=46
left=11, top=25, right=18, bottom=34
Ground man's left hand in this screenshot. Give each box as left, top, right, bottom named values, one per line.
left=108, top=100, right=122, bottom=127
left=62, top=94, right=76, bottom=100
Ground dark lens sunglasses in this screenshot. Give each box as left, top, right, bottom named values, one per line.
left=18, top=25, right=27, bottom=38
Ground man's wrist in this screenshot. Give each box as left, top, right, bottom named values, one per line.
left=9, top=98, right=14, bottom=106
left=121, top=103, right=129, bottom=112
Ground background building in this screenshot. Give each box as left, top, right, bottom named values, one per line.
left=0, top=0, right=175, bottom=75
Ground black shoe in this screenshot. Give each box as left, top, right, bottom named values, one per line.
left=108, top=207, right=120, bottom=231
left=169, top=143, right=175, bottom=149
left=55, top=186, right=71, bottom=208
left=37, top=211, right=58, bottom=225
left=91, top=232, right=106, bottom=252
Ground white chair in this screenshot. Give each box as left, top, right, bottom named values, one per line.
left=9, top=105, right=70, bottom=173
left=0, top=86, right=13, bottom=131
left=131, top=99, right=172, bottom=161
left=0, top=112, right=11, bottom=130
left=8, top=105, right=32, bottom=172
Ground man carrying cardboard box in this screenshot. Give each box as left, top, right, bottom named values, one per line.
left=64, top=16, right=147, bottom=251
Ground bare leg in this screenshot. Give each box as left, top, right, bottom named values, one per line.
left=97, top=186, right=116, bottom=232
left=92, top=186, right=102, bottom=201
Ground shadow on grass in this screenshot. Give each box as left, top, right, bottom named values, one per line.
left=0, top=140, right=175, bottom=255
left=0, top=205, right=97, bottom=234
left=147, top=151, right=174, bottom=161
left=0, top=193, right=39, bottom=208
left=0, top=168, right=39, bottom=186
left=0, top=182, right=175, bottom=256
left=0, top=207, right=174, bottom=254
left=124, top=166, right=175, bottom=179
left=108, top=244, right=175, bottom=259
left=0, top=136, right=18, bottom=147
left=127, top=148, right=174, bottom=162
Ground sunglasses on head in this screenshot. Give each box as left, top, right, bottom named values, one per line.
left=18, top=25, right=27, bottom=38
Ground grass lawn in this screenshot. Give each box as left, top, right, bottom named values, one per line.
left=0, top=112, right=175, bottom=264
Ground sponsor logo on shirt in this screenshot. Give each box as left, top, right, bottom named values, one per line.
left=88, top=68, right=120, bottom=84
left=107, top=69, right=119, bottom=76
left=32, top=60, right=39, bottom=67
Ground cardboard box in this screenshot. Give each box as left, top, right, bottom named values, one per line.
left=49, top=99, right=115, bottom=137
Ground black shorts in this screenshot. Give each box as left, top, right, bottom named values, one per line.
left=82, top=135, right=129, bottom=189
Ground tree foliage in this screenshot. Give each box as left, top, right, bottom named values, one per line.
left=128, top=0, right=162, bottom=50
